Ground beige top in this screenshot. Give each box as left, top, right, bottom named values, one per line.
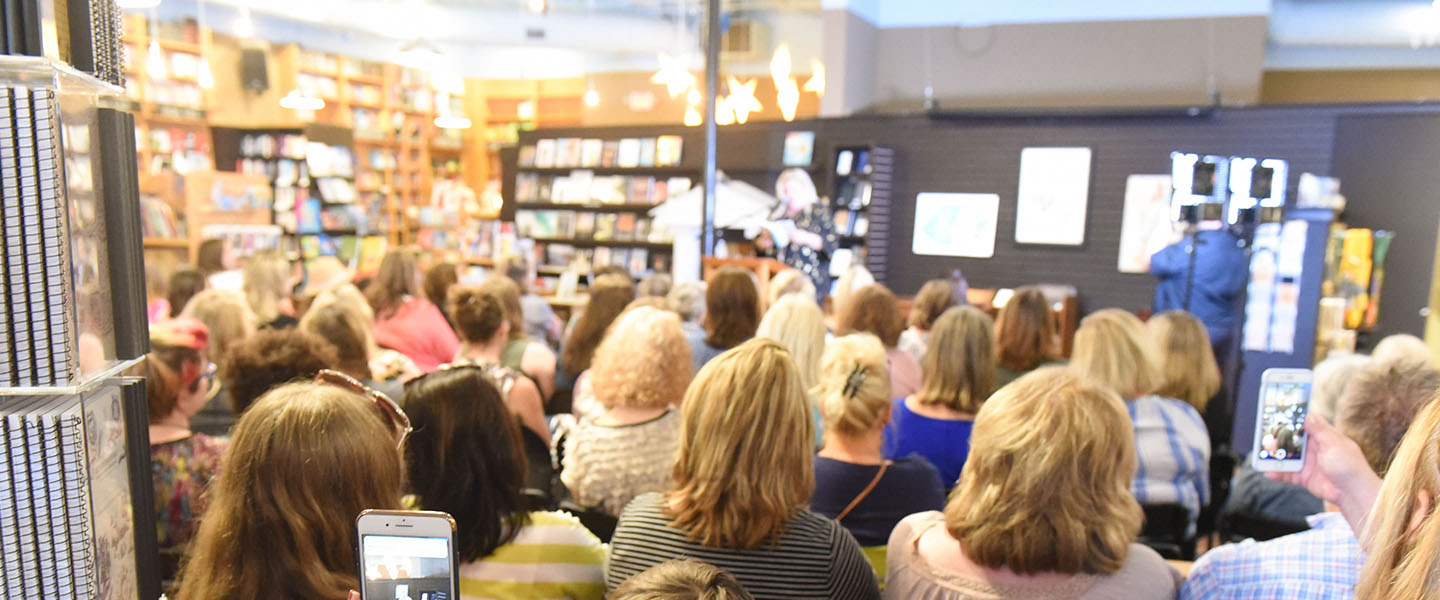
left=560, top=409, right=681, bottom=517
left=884, top=512, right=1180, bottom=600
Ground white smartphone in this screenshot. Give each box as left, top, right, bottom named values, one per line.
left=1251, top=368, right=1314, bottom=472
left=356, top=510, right=459, bottom=600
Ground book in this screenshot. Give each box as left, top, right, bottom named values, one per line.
left=609, top=247, right=630, bottom=268
left=532, top=211, right=558, bottom=238
left=666, top=177, right=693, bottom=196
left=635, top=218, right=651, bottom=241
left=549, top=176, right=569, bottom=204
left=600, top=141, right=619, bottom=167
left=536, top=175, right=554, bottom=202
left=638, top=137, right=657, bottom=167
left=580, top=138, right=603, bottom=168
left=534, top=139, right=556, bottom=168
left=594, top=214, right=618, bottom=241
left=616, top=138, right=641, bottom=168
left=515, top=173, right=538, bottom=203
left=628, top=177, right=653, bottom=205
left=592, top=247, right=611, bottom=270
left=558, top=138, right=583, bottom=168
left=655, top=135, right=684, bottom=166
left=556, top=211, right=575, bottom=238
left=517, top=145, right=536, bottom=167
left=592, top=176, right=626, bottom=205
left=651, top=180, right=669, bottom=207
left=628, top=248, right=649, bottom=275
left=514, top=210, right=537, bottom=238
left=834, top=209, right=852, bottom=236
left=575, top=212, right=596, bottom=240
left=615, top=213, right=637, bottom=241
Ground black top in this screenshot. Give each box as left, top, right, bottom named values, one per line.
left=778, top=203, right=837, bottom=297
left=810, top=455, right=946, bottom=546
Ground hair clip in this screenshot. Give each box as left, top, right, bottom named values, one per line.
left=843, top=364, right=868, bottom=399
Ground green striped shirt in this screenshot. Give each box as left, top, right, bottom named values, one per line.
left=459, top=511, right=607, bottom=600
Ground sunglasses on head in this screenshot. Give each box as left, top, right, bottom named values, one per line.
left=315, top=369, right=412, bottom=449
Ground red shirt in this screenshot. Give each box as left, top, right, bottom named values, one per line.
left=372, top=297, right=459, bottom=372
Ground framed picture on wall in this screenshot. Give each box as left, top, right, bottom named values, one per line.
left=912, top=193, right=1000, bottom=258
left=1014, top=147, right=1092, bottom=246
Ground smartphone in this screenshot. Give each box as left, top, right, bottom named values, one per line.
left=1251, top=368, right=1314, bottom=472
left=356, top=510, right=458, bottom=600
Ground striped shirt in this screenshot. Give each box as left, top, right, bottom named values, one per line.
left=1181, top=512, right=1360, bottom=600
left=459, top=511, right=607, bottom=600
left=1128, top=394, right=1211, bottom=536
left=606, top=493, right=881, bottom=599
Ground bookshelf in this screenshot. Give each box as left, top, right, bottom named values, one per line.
left=506, top=131, right=697, bottom=290
left=827, top=144, right=894, bottom=278
left=120, top=14, right=214, bottom=175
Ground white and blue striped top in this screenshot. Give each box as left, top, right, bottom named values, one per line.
left=1128, top=394, right=1211, bottom=536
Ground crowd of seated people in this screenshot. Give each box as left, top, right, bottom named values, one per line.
left=139, top=244, right=1440, bottom=600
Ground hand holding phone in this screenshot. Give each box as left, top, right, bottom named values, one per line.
left=357, top=510, right=458, bottom=600
left=1252, top=368, right=1313, bottom=472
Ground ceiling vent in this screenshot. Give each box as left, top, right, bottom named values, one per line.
left=721, top=18, right=768, bottom=61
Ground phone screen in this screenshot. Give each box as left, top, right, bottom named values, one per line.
left=360, top=534, right=453, bottom=600
left=1255, top=378, right=1311, bottom=464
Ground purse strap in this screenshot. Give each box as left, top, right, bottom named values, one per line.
left=835, top=461, right=890, bottom=521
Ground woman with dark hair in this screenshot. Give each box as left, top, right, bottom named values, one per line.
left=482, top=276, right=557, bottom=401
left=686, top=267, right=762, bottom=373
left=423, top=261, right=459, bottom=324
left=838, top=284, right=922, bottom=399
left=166, top=269, right=207, bottom=320
left=448, top=285, right=550, bottom=443
left=898, top=279, right=960, bottom=363
left=197, top=238, right=243, bottom=292
left=366, top=250, right=459, bottom=371
left=405, top=367, right=605, bottom=599
left=560, top=283, right=636, bottom=380
left=994, top=286, right=1063, bottom=388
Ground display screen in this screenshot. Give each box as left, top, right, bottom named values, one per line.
left=1256, top=380, right=1311, bottom=463
left=361, top=534, right=452, bottom=600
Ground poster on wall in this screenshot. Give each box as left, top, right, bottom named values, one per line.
left=1117, top=174, right=1183, bottom=273
left=912, top=193, right=1000, bottom=258
left=782, top=131, right=815, bottom=167
left=1014, top=147, right=1092, bottom=246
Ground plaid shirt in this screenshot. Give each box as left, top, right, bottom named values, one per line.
left=1181, top=513, right=1361, bottom=600
left=1129, top=395, right=1211, bottom=536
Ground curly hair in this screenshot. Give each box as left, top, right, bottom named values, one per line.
left=221, top=329, right=339, bottom=415
left=447, top=285, right=506, bottom=344
left=590, top=307, right=692, bottom=410
left=908, top=279, right=959, bottom=330
left=1336, top=359, right=1440, bottom=476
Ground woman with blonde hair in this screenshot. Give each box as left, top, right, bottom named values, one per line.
left=885, top=367, right=1180, bottom=598
left=812, top=334, right=945, bottom=584
left=243, top=250, right=298, bottom=329
left=883, top=306, right=995, bottom=486
left=1148, top=310, right=1228, bottom=451
left=993, top=286, right=1062, bottom=388
left=838, top=284, right=922, bottom=398
left=766, top=268, right=817, bottom=309
left=606, top=339, right=880, bottom=599
left=562, top=307, right=693, bottom=517
left=180, top=288, right=256, bottom=436
left=308, top=283, right=420, bottom=383
left=1070, top=308, right=1209, bottom=536
left=898, top=279, right=960, bottom=363
left=175, top=380, right=408, bottom=600
left=756, top=294, right=826, bottom=394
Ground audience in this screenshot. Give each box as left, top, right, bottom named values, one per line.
left=756, top=294, right=827, bottom=399
left=883, top=306, right=995, bottom=485
left=562, top=307, right=692, bottom=516
left=366, top=250, right=460, bottom=371
left=1147, top=310, right=1226, bottom=445
left=812, top=333, right=945, bottom=584
left=242, top=250, right=299, bottom=329
left=1070, top=308, right=1210, bottom=537
left=993, top=286, right=1062, bottom=388
left=147, top=262, right=171, bottom=322
left=837, top=284, right=922, bottom=398
left=138, top=318, right=224, bottom=585
left=886, top=367, right=1180, bottom=599
left=482, top=276, right=558, bottom=401
left=196, top=237, right=242, bottom=292
left=220, top=328, right=339, bottom=418
left=308, top=283, right=421, bottom=383
left=610, top=559, right=755, bottom=600
left=175, top=381, right=405, bottom=599
left=767, top=268, right=817, bottom=309
left=1223, top=354, right=1372, bottom=527
left=561, top=283, right=636, bottom=381
left=606, top=339, right=880, bottom=598
left=447, top=285, right=550, bottom=443
left=667, top=281, right=707, bottom=340
left=898, top=279, right=960, bottom=364
left=404, top=367, right=606, bottom=599
left=638, top=273, right=673, bottom=298
left=499, top=252, right=562, bottom=348
left=179, top=289, right=256, bottom=436
left=166, top=268, right=207, bottom=320
left=1185, top=359, right=1440, bottom=599
left=299, top=303, right=403, bottom=400
left=1372, top=332, right=1434, bottom=367
left=687, top=267, right=762, bottom=373
left=422, top=261, right=460, bottom=326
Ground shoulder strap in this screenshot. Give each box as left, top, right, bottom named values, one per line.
left=835, top=461, right=890, bottom=521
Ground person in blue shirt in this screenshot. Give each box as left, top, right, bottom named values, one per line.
left=1149, top=226, right=1248, bottom=365
left=1183, top=359, right=1440, bottom=600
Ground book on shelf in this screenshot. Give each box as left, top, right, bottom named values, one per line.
left=532, top=211, right=558, bottom=238
left=635, top=218, right=651, bottom=241
left=638, top=138, right=657, bottom=167
left=515, top=173, right=538, bottom=203
left=667, top=177, right=693, bottom=196
left=545, top=243, right=576, bottom=266
left=609, top=247, right=630, bottom=268
left=534, top=139, right=556, bottom=168
left=592, top=176, right=626, bottom=205
left=555, top=211, right=575, bottom=238
left=518, top=145, right=536, bottom=168
left=593, top=213, right=618, bottom=241
left=614, top=213, right=637, bottom=241
left=549, top=177, right=569, bottom=204
left=600, top=141, right=619, bottom=167
left=575, top=212, right=595, bottom=240
left=834, top=209, right=852, bottom=236
left=656, top=135, right=684, bottom=167
left=628, top=248, right=649, bottom=275
left=617, top=138, right=641, bottom=168
left=565, top=171, right=594, bottom=204
left=558, top=138, right=583, bottom=168
left=652, top=180, right=669, bottom=207
left=593, top=246, right=612, bottom=269
left=580, top=139, right=603, bottom=168
left=536, top=175, right=554, bottom=202
left=628, top=176, right=653, bottom=205
left=854, top=215, right=870, bottom=237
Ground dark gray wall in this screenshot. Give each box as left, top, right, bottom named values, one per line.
left=1332, top=113, right=1440, bottom=342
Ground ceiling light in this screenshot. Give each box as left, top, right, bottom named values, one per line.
left=684, top=105, right=702, bottom=127
left=776, top=77, right=799, bottom=122
left=727, top=76, right=761, bottom=125
left=583, top=88, right=600, bottom=107
left=146, top=39, right=167, bottom=79
left=198, top=59, right=215, bottom=89
left=804, top=59, right=825, bottom=96
left=399, top=38, right=442, bottom=68
left=434, top=115, right=472, bottom=129
left=526, top=0, right=547, bottom=14
left=235, top=7, right=256, bottom=38
left=686, top=88, right=701, bottom=105
left=770, top=44, right=792, bottom=88
left=280, top=90, right=324, bottom=111
left=651, top=53, right=696, bottom=99
left=117, top=0, right=161, bottom=8
left=715, top=96, right=736, bottom=126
